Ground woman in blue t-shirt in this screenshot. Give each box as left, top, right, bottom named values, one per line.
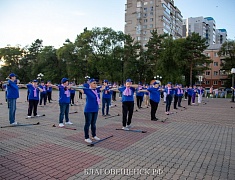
left=27, top=80, right=43, bottom=118
left=76, top=79, right=101, bottom=144
left=6, top=73, right=19, bottom=125
left=52, top=78, right=74, bottom=127
left=139, top=81, right=161, bottom=121
left=101, top=79, right=112, bottom=117
left=113, top=79, right=138, bottom=130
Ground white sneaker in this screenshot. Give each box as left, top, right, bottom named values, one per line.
left=65, top=121, right=73, bottom=125
left=27, top=116, right=31, bottom=118
left=126, top=125, right=131, bottom=128
left=85, top=138, right=92, bottom=143
left=11, top=122, right=18, bottom=125
left=36, top=115, right=41, bottom=117
left=122, top=127, right=129, bottom=130
left=92, top=136, right=100, bottom=141
left=59, top=123, right=64, bottom=127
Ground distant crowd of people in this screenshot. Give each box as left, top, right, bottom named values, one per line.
left=1, top=72, right=235, bottom=144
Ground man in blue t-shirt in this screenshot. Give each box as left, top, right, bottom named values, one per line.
left=6, top=73, right=19, bottom=125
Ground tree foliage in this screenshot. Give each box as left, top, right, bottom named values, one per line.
left=0, top=29, right=214, bottom=86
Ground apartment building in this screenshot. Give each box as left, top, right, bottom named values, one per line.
left=215, top=29, right=227, bottom=44
left=125, top=0, right=183, bottom=47
left=183, top=16, right=227, bottom=45
left=202, top=44, right=228, bottom=88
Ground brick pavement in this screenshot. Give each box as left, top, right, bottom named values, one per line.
left=0, top=89, right=234, bottom=180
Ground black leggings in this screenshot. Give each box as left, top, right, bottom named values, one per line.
left=28, top=100, right=39, bottom=116
left=166, top=95, right=172, bottom=112
left=122, top=101, right=134, bottom=127
left=150, top=99, right=159, bottom=120
left=70, top=93, right=75, bottom=104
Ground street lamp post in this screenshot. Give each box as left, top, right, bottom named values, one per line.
left=37, top=73, right=44, bottom=83
left=231, top=68, right=235, bottom=102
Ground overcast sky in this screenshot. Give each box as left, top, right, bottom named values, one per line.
left=0, top=0, right=234, bottom=48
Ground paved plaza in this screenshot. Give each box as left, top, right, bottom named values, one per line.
left=0, top=89, right=234, bottom=180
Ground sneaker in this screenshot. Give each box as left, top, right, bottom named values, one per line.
left=151, top=118, right=158, bottom=121
left=92, top=136, right=100, bottom=141
left=59, top=123, right=64, bottom=127
left=11, top=121, right=18, bottom=125
left=106, top=114, right=111, bottom=116
left=122, top=127, right=129, bottom=130
left=165, top=112, right=169, bottom=115
left=36, top=115, right=41, bottom=117
left=85, top=138, right=92, bottom=143
left=126, top=125, right=131, bottom=128
left=102, top=114, right=106, bottom=117
left=27, top=116, right=32, bottom=118
left=65, top=121, right=73, bottom=125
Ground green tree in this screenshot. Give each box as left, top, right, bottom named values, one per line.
left=0, top=46, right=24, bottom=80
left=218, top=40, right=235, bottom=87
left=182, top=33, right=210, bottom=86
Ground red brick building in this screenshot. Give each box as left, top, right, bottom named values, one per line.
left=201, top=44, right=228, bottom=89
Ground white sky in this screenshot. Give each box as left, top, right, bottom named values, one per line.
left=0, top=0, right=234, bottom=48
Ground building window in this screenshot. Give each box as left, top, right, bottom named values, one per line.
left=137, top=2, right=141, bottom=8
left=213, top=62, right=218, bottom=66
left=150, top=1, right=153, bottom=4
left=205, top=81, right=210, bottom=85
left=144, top=37, right=148, bottom=41
left=213, top=81, right=218, bottom=85
left=221, top=80, right=225, bottom=85
left=144, top=2, right=148, bottom=5
left=143, top=25, right=147, bottom=29
left=137, top=37, right=141, bottom=41
left=150, top=18, right=154, bottom=22
left=206, top=71, right=210, bottom=75
left=150, top=12, right=153, bottom=16
left=149, top=24, right=153, bottom=28
left=144, top=7, right=147, bottom=12
left=144, top=19, right=148, bottom=23
left=143, top=13, right=147, bottom=17
left=143, top=31, right=147, bottom=35
left=214, top=71, right=218, bottom=76
left=150, top=6, right=153, bottom=11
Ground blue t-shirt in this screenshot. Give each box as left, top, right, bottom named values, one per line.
left=174, top=88, right=183, bottom=97
left=192, top=88, right=197, bottom=95
left=187, top=88, right=193, bottom=96
left=7, top=80, right=19, bottom=99
left=118, top=87, right=135, bottom=102
left=136, top=87, right=145, bottom=97
left=164, top=87, right=174, bottom=96
left=47, top=86, right=52, bottom=92
left=27, top=84, right=40, bottom=100
left=39, top=85, right=47, bottom=94
left=84, top=89, right=99, bottom=112
left=70, top=89, right=75, bottom=94
left=147, top=87, right=160, bottom=103
left=102, top=86, right=112, bottom=99
left=197, top=89, right=204, bottom=95
left=58, top=85, right=70, bottom=104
